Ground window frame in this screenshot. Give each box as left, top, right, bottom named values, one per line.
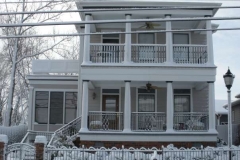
left=173, top=89, right=191, bottom=113
left=33, top=89, right=78, bottom=131
left=35, top=91, right=49, bottom=124
left=136, top=88, right=157, bottom=113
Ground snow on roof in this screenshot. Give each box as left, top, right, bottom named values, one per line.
left=215, top=100, right=228, bottom=114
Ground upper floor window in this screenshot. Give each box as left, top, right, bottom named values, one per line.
left=173, top=33, right=189, bottom=44
left=102, top=34, right=119, bottom=43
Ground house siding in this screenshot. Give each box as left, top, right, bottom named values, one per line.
left=157, top=88, right=167, bottom=112
left=192, top=87, right=209, bottom=112
left=90, top=35, right=101, bottom=43
left=88, top=87, right=101, bottom=111
left=191, top=32, right=207, bottom=45
left=156, top=33, right=166, bottom=44
left=232, top=104, right=240, bottom=124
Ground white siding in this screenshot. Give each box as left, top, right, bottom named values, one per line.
left=121, top=87, right=136, bottom=112
left=90, top=35, right=101, bottom=43
left=232, top=105, right=240, bottom=124
left=88, top=87, right=101, bottom=111
left=156, top=33, right=166, bottom=44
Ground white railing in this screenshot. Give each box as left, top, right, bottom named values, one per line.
left=173, top=45, right=208, bottom=64
left=90, top=43, right=125, bottom=63
left=45, top=145, right=238, bottom=160
left=88, top=111, right=123, bottom=131
left=48, top=116, right=81, bottom=146
left=131, top=44, right=166, bottom=63
left=174, top=112, right=209, bottom=131
left=131, top=112, right=166, bottom=131
left=21, top=130, right=53, bottom=145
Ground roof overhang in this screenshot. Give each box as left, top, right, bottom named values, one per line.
left=223, top=99, right=240, bottom=109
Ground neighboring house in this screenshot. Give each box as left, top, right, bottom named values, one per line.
left=215, top=100, right=228, bottom=125
left=27, top=0, right=222, bottom=148
left=223, top=94, right=240, bottom=124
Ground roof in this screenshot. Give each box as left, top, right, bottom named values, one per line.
left=223, top=99, right=240, bottom=109
left=236, top=94, right=240, bottom=98
left=215, top=100, right=228, bottom=114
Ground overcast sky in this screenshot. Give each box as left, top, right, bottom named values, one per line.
left=1, top=0, right=239, bottom=101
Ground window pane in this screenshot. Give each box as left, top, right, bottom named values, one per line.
left=50, top=92, right=63, bottom=124
left=35, top=91, right=49, bottom=124
left=174, top=95, right=190, bottom=112
left=65, top=92, right=77, bottom=123
left=138, top=94, right=155, bottom=112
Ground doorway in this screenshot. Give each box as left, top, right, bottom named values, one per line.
left=102, top=95, right=119, bottom=130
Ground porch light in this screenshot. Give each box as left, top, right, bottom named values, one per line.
left=223, top=68, right=235, bottom=152
left=223, top=68, right=235, bottom=90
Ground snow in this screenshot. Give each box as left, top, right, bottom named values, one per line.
left=0, top=125, right=27, bottom=144
left=215, top=99, right=228, bottom=114
left=0, top=134, right=8, bottom=143
left=35, top=135, right=47, bottom=144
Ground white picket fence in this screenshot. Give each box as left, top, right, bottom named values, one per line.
left=45, top=145, right=240, bottom=160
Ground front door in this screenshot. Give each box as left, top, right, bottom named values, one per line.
left=173, top=33, right=190, bottom=63
left=102, top=95, right=119, bottom=130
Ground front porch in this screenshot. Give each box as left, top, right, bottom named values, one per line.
left=88, top=111, right=208, bottom=132
left=79, top=80, right=216, bottom=135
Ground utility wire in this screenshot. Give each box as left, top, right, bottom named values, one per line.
left=0, top=16, right=239, bottom=28
left=0, top=6, right=240, bottom=15
left=1, top=27, right=240, bottom=39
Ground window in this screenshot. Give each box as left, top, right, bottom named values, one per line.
left=65, top=92, right=77, bottom=123
left=174, top=89, right=191, bottom=112
left=35, top=91, right=77, bottom=125
left=50, top=92, right=63, bottom=124
left=35, top=91, right=49, bottom=124
left=138, top=89, right=155, bottom=112
left=102, top=34, right=119, bottom=43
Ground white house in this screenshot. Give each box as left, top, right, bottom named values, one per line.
left=27, top=0, right=221, bottom=148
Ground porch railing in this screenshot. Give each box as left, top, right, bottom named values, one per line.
left=131, top=44, right=166, bottom=63
left=173, top=45, right=208, bottom=64
left=131, top=112, right=166, bottom=131
left=21, top=130, right=53, bottom=145
left=174, top=112, right=209, bottom=131
left=90, top=43, right=125, bottom=63
left=88, top=111, right=123, bottom=131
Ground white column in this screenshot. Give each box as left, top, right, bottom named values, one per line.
left=124, top=14, right=132, bottom=64
left=83, top=14, right=91, bottom=64
left=166, top=81, right=174, bottom=132
left=208, top=82, right=217, bottom=133
left=165, top=14, right=173, bottom=64
left=123, top=81, right=131, bottom=132
left=77, top=27, right=85, bottom=117
left=80, top=80, right=89, bottom=132
left=28, top=86, right=34, bottom=130
left=206, top=16, right=214, bottom=65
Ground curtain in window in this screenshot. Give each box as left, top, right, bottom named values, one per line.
left=174, top=95, right=190, bottom=112
left=35, top=91, right=49, bottom=124
left=65, top=92, right=77, bottom=123
left=138, top=94, right=155, bottom=112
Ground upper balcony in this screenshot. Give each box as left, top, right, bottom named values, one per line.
left=76, top=0, right=221, bottom=67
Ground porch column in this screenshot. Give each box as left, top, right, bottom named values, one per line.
left=28, top=86, right=34, bottom=130
left=165, top=14, right=173, bottom=64
left=208, top=82, right=217, bottom=133
left=166, top=81, right=174, bottom=132
left=206, top=16, right=214, bottom=65
left=83, top=14, right=91, bottom=64
left=124, top=14, right=132, bottom=64
left=123, top=81, right=131, bottom=132
left=80, top=80, right=89, bottom=132
left=77, top=26, right=85, bottom=117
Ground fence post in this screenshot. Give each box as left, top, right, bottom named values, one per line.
left=161, top=145, right=164, bottom=160
left=201, top=145, right=203, bottom=159
left=0, top=134, right=8, bottom=160
left=122, top=145, right=124, bottom=159
left=35, top=135, right=47, bottom=160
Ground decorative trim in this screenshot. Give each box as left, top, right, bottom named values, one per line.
left=85, top=14, right=92, bottom=16
left=83, top=80, right=90, bottom=82
left=166, top=81, right=173, bottom=83
left=204, top=15, right=212, bottom=17
left=124, top=80, right=131, bottom=82
left=125, top=14, right=132, bottom=16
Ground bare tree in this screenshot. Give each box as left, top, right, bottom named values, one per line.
left=1, top=0, right=78, bottom=126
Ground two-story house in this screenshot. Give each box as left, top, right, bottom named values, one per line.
left=27, top=0, right=221, bottom=148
